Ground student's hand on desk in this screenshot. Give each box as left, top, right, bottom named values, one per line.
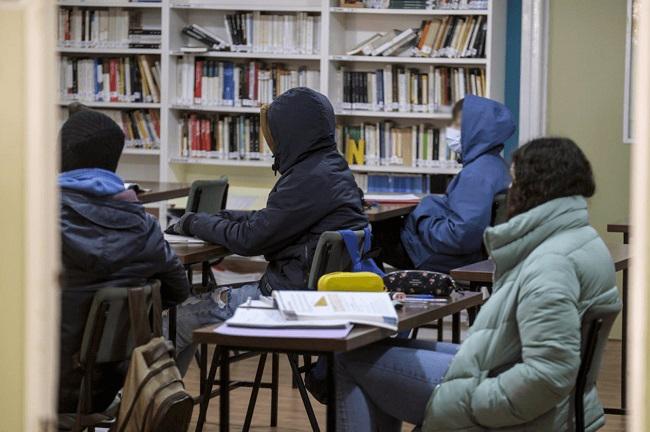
left=165, top=212, right=197, bottom=236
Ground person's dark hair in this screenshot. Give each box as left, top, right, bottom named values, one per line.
left=60, top=109, right=125, bottom=172
left=452, top=98, right=464, bottom=122
left=508, top=137, right=595, bottom=218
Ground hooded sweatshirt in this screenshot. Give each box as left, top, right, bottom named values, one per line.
left=401, top=95, right=515, bottom=272
left=58, top=168, right=189, bottom=413
left=189, top=87, right=368, bottom=293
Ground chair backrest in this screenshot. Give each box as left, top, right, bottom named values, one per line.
left=79, top=280, right=162, bottom=366
left=491, top=193, right=508, bottom=226
left=186, top=177, right=229, bottom=215
left=573, top=300, right=622, bottom=431
left=307, top=230, right=366, bottom=290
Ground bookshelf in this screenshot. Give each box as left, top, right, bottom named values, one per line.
left=56, top=0, right=506, bottom=208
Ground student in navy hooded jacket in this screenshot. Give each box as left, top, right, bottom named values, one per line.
left=168, top=88, right=368, bottom=372
left=58, top=106, right=190, bottom=415
left=378, top=95, right=514, bottom=273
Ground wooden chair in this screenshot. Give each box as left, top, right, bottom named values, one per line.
left=59, top=281, right=162, bottom=432
left=573, top=301, right=622, bottom=431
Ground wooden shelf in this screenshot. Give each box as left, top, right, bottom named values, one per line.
left=58, top=101, right=161, bottom=109
left=169, top=51, right=319, bottom=60
left=350, top=164, right=460, bottom=175
left=170, top=104, right=260, bottom=113
left=58, top=1, right=162, bottom=8
left=123, top=148, right=161, bottom=156
left=58, top=47, right=161, bottom=55
left=170, top=3, right=321, bottom=12
left=330, top=7, right=487, bottom=16
left=330, top=55, right=487, bottom=65
left=170, top=158, right=272, bottom=168
left=336, top=110, right=452, bottom=120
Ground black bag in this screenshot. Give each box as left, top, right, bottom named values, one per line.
left=383, top=270, right=457, bottom=297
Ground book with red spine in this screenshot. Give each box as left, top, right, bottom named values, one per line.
left=194, top=59, right=204, bottom=105
left=109, top=58, right=118, bottom=102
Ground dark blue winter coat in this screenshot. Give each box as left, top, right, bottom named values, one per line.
left=189, top=87, right=368, bottom=293
left=59, top=181, right=189, bottom=413
left=401, top=95, right=514, bottom=273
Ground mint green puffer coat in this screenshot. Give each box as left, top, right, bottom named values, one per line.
left=423, top=196, right=620, bottom=431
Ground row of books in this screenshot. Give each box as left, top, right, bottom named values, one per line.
left=338, top=122, right=458, bottom=168
left=222, top=12, right=320, bottom=55
left=415, top=16, right=487, bottom=58
left=175, top=57, right=319, bottom=107
left=65, top=109, right=161, bottom=149
left=107, top=109, right=160, bottom=149
left=57, top=8, right=160, bottom=49
left=354, top=173, right=432, bottom=194
left=60, top=55, right=161, bottom=103
left=338, top=66, right=486, bottom=113
left=178, top=113, right=271, bottom=160
left=347, top=15, right=486, bottom=59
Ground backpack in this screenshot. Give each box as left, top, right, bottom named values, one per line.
left=111, top=288, right=193, bottom=432
left=339, top=226, right=385, bottom=276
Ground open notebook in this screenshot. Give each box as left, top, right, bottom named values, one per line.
left=226, top=291, right=398, bottom=331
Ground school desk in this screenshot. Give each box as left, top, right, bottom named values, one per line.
left=365, top=203, right=417, bottom=222
left=607, top=218, right=630, bottom=244
left=450, top=243, right=630, bottom=415
left=127, top=180, right=191, bottom=203
left=192, top=290, right=484, bottom=432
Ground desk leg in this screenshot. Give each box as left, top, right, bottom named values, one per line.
left=326, top=352, right=336, bottom=432
left=622, top=267, right=628, bottom=410
left=271, top=353, right=279, bottom=427
left=243, top=353, right=267, bottom=432
left=195, top=347, right=219, bottom=432
left=199, top=344, right=207, bottom=398
left=219, top=347, right=230, bottom=432
left=452, top=312, right=461, bottom=344
left=287, top=354, right=320, bottom=432
left=169, top=306, right=177, bottom=348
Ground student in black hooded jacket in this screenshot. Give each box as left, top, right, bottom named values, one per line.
left=169, top=87, right=368, bottom=371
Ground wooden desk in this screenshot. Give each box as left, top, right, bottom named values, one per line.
left=450, top=243, right=630, bottom=284
left=193, top=291, right=484, bottom=432
left=171, top=243, right=230, bottom=266
left=128, top=180, right=190, bottom=204
left=365, top=203, right=417, bottom=222
left=607, top=218, right=630, bottom=244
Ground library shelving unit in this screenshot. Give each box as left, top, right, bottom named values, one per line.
left=56, top=0, right=507, bottom=208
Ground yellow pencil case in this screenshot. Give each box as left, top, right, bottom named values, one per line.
left=317, top=272, right=385, bottom=292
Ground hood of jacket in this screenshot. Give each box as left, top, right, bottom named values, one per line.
left=267, top=87, right=337, bottom=174
left=460, top=95, right=516, bottom=164
left=484, top=195, right=590, bottom=282
left=58, top=168, right=126, bottom=196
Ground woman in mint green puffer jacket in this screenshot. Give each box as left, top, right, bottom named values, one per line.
left=334, top=138, right=620, bottom=432
left=423, top=138, right=620, bottom=431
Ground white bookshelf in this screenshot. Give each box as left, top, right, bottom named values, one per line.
left=330, top=7, right=488, bottom=16
left=57, top=47, right=162, bottom=54
left=58, top=0, right=162, bottom=8
left=123, top=148, right=161, bottom=155
left=56, top=0, right=506, bottom=201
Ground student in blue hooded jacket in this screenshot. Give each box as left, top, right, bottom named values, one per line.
left=376, top=95, right=515, bottom=273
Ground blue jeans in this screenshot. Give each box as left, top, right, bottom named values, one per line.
left=165, top=283, right=261, bottom=374
left=336, top=339, right=458, bottom=432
